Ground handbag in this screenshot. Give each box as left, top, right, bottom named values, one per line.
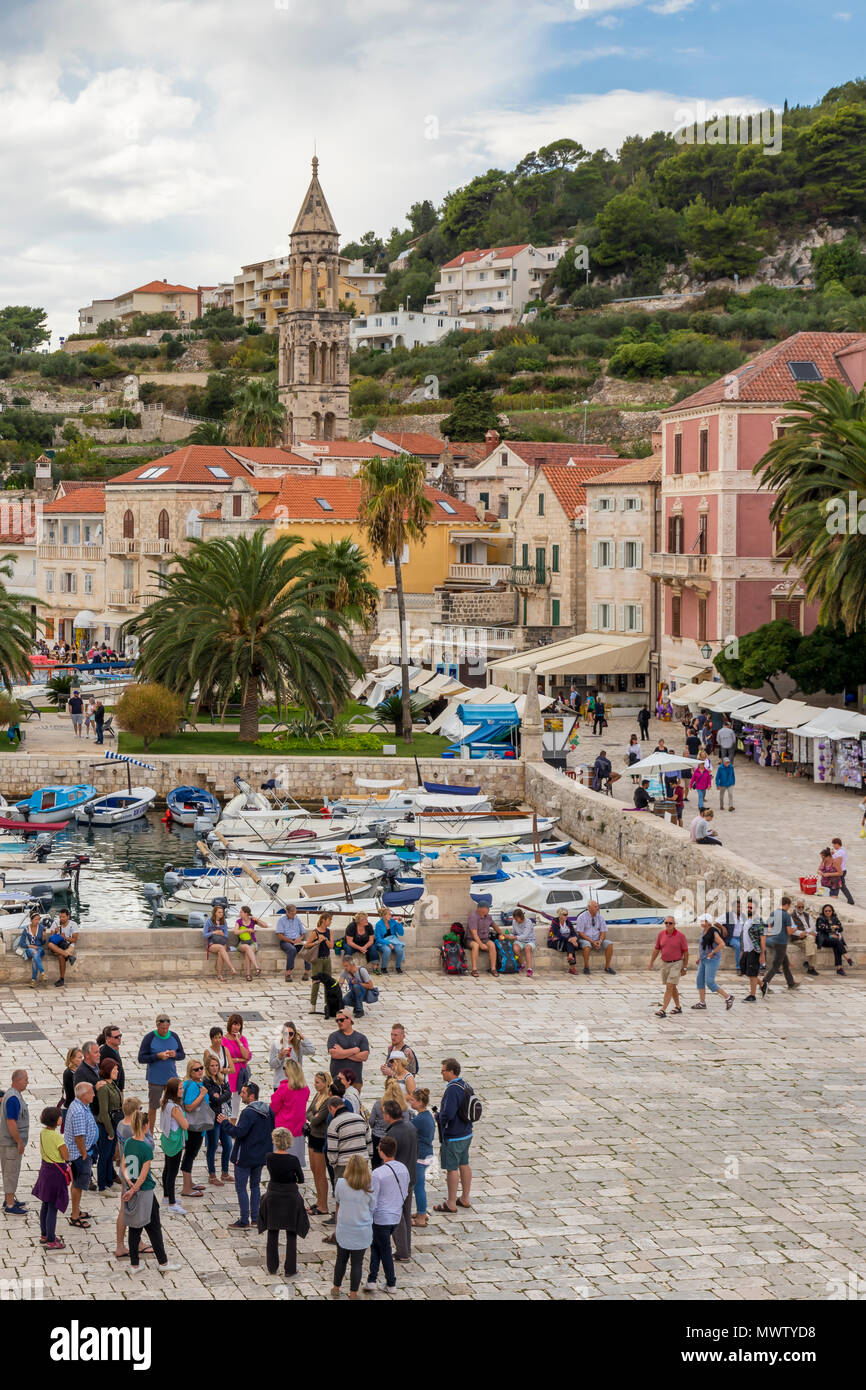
left=159, top=1124, right=185, bottom=1157
left=299, top=937, right=321, bottom=964
left=185, top=1084, right=215, bottom=1131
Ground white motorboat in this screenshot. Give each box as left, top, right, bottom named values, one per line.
left=386, top=813, right=558, bottom=846
left=74, top=786, right=157, bottom=826
left=164, top=863, right=380, bottom=919
left=470, top=870, right=622, bottom=914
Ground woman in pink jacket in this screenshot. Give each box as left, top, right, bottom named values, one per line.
left=222, top=1012, right=252, bottom=1120
left=270, top=1060, right=310, bottom=1166
left=690, top=758, right=713, bottom=812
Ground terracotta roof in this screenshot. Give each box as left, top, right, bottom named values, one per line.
left=584, top=457, right=661, bottom=486
left=197, top=508, right=222, bottom=519
left=536, top=461, right=629, bottom=517
left=445, top=441, right=488, bottom=464
left=42, top=489, right=106, bottom=515
left=128, top=280, right=197, bottom=296
left=668, top=331, right=866, bottom=412
left=0, top=500, right=37, bottom=544
left=256, top=476, right=487, bottom=524
left=106, top=446, right=298, bottom=487
left=298, top=440, right=386, bottom=458
left=441, top=245, right=531, bottom=270
left=373, top=431, right=447, bottom=457
left=54, top=480, right=106, bottom=495
left=504, top=442, right=619, bottom=466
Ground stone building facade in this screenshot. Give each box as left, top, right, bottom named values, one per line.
left=278, top=158, right=350, bottom=444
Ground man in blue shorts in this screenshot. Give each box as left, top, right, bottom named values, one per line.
left=434, top=1057, right=474, bottom=1214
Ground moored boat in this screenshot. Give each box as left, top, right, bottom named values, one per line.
left=166, top=786, right=221, bottom=826
left=13, top=785, right=97, bottom=824
left=74, top=787, right=157, bottom=826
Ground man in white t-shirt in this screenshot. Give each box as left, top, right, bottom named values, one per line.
left=831, top=838, right=855, bottom=905
left=45, top=908, right=79, bottom=988
left=366, top=1133, right=410, bottom=1292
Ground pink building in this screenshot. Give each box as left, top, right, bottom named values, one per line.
left=651, top=331, right=866, bottom=679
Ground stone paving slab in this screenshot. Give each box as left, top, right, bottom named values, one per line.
left=0, top=967, right=864, bottom=1300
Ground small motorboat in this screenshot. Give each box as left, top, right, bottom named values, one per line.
left=13, top=785, right=97, bottom=824
left=386, top=813, right=557, bottom=846
left=166, top=786, right=220, bottom=826
left=74, top=786, right=157, bottom=826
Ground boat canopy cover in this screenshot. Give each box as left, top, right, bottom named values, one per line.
left=456, top=704, right=520, bottom=725
left=423, top=781, right=481, bottom=796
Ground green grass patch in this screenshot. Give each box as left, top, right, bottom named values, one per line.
left=119, top=729, right=451, bottom=758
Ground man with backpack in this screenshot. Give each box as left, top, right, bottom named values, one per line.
left=434, top=1058, right=478, bottom=1214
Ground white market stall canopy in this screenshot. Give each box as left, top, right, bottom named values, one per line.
left=697, top=685, right=740, bottom=710
left=792, top=708, right=866, bottom=739
left=669, top=661, right=712, bottom=683
left=746, top=699, right=822, bottom=731
left=707, top=692, right=774, bottom=718
left=487, top=632, right=650, bottom=688
left=669, top=680, right=722, bottom=704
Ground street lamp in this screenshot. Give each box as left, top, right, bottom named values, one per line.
left=700, top=643, right=712, bottom=660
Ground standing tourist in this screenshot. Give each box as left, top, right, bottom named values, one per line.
left=740, top=907, right=766, bottom=1003
left=637, top=704, right=650, bottom=741
left=32, top=1107, right=69, bottom=1251
left=627, top=733, right=642, bottom=782
left=218, top=1082, right=275, bottom=1231
left=690, top=756, right=712, bottom=812
left=257, top=1127, right=309, bottom=1279
left=65, top=1082, right=99, bottom=1229
left=68, top=688, right=84, bottom=739
left=831, top=837, right=855, bottom=905
left=137, top=1014, right=185, bottom=1133
left=222, top=1013, right=252, bottom=1120
left=381, top=1024, right=419, bottom=1078
left=113, top=1096, right=152, bottom=1259
left=159, top=1077, right=189, bottom=1214
left=93, top=700, right=105, bottom=745
left=716, top=718, right=737, bottom=759
left=180, top=1060, right=211, bottom=1200
left=592, top=694, right=606, bottom=737
left=270, top=1060, right=309, bottom=1165
left=305, top=912, right=335, bottom=1014
left=365, top=1134, right=410, bottom=1293
left=649, top=917, right=689, bottom=1019
left=202, top=1055, right=232, bottom=1186
left=715, top=756, right=736, bottom=812
left=408, top=1088, right=435, bottom=1228
left=94, top=1058, right=123, bottom=1192
left=691, top=918, right=734, bottom=1011
left=433, top=1058, right=474, bottom=1215
left=60, top=1048, right=82, bottom=1127
left=305, top=1072, right=332, bottom=1217
left=269, top=1020, right=314, bottom=1090
left=1, top=1069, right=29, bottom=1216
left=331, top=1155, right=376, bottom=1300
left=761, top=897, right=799, bottom=995
left=327, top=1009, right=370, bottom=1085
left=121, top=1108, right=180, bottom=1275
left=98, top=1024, right=125, bottom=1091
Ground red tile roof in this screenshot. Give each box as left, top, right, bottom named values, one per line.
left=42, top=489, right=106, bottom=514
left=584, top=458, right=661, bottom=485
left=129, top=280, right=197, bottom=296
left=504, top=441, right=619, bottom=466
left=54, top=480, right=107, bottom=495
left=256, top=476, right=487, bottom=524
left=373, top=431, right=447, bottom=457
left=106, top=446, right=298, bottom=487
left=441, top=245, right=531, bottom=270
left=668, top=332, right=866, bottom=412
left=536, top=461, right=630, bottom=517
left=298, top=440, right=385, bottom=458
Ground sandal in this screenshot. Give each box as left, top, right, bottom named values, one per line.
left=470, top=969, right=479, bottom=978
left=433, top=1202, right=458, bottom=1213
left=69, top=1215, right=91, bottom=1228
left=691, top=1002, right=706, bottom=1010
left=307, top=1205, right=327, bottom=1216
left=456, top=1198, right=471, bottom=1208
left=655, top=1009, right=667, bottom=1018
left=411, top=1214, right=428, bottom=1227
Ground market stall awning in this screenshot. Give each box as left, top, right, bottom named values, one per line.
left=793, top=708, right=866, bottom=738
left=670, top=662, right=712, bottom=683
left=709, top=692, right=773, bottom=718
left=670, top=680, right=723, bottom=705
left=487, top=632, right=650, bottom=686
left=697, top=685, right=738, bottom=710
left=750, top=699, right=822, bottom=730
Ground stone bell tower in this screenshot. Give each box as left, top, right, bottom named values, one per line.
left=278, top=156, right=350, bottom=445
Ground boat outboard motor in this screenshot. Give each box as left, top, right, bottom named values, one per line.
left=260, top=779, right=277, bottom=791
left=163, top=870, right=181, bottom=893
left=402, top=837, right=416, bottom=854
left=194, top=816, right=215, bottom=835
left=380, top=853, right=403, bottom=893
left=84, top=800, right=96, bottom=819
left=142, top=882, right=164, bottom=912
left=372, top=819, right=391, bottom=846
left=211, top=895, right=229, bottom=911
left=30, top=883, right=55, bottom=904
left=188, top=912, right=207, bottom=932
left=33, top=834, right=52, bottom=863
left=480, top=847, right=503, bottom=874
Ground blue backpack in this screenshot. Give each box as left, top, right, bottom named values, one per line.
left=495, top=936, right=519, bottom=974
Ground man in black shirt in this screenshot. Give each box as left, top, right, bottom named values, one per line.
left=592, top=749, right=612, bottom=791
left=327, top=1010, right=370, bottom=1083
left=637, top=705, right=650, bottom=740
left=633, top=780, right=653, bottom=811
left=592, top=696, right=606, bottom=737
left=383, top=1099, right=418, bottom=1262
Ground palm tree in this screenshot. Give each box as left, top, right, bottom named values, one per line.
left=306, top=538, right=379, bottom=632
left=756, top=378, right=866, bottom=633
left=228, top=379, right=286, bottom=447
left=121, top=532, right=361, bottom=740
left=358, top=453, right=431, bottom=742
left=188, top=420, right=228, bottom=445
left=0, top=559, right=38, bottom=689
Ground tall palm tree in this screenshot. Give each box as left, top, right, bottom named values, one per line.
left=0, top=559, right=39, bottom=689
left=188, top=420, right=228, bottom=445
left=756, top=378, right=866, bottom=633
left=121, top=532, right=360, bottom=740
left=229, top=379, right=286, bottom=447
left=358, top=453, right=431, bottom=742
left=306, top=538, right=379, bottom=632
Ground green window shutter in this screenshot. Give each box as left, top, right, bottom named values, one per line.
left=522, top=595, right=528, bottom=625
left=538, top=493, right=544, bottom=516
left=521, top=542, right=528, bottom=567
left=551, top=598, right=561, bottom=626
left=535, top=547, right=546, bottom=583
left=552, top=544, right=560, bottom=573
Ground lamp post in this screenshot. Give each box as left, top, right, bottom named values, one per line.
left=700, top=642, right=712, bottom=660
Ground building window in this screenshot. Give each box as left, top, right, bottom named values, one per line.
left=594, top=496, right=614, bottom=512
left=521, top=543, right=529, bottom=567
left=535, top=547, right=546, bottom=584
left=593, top=539, right=614, bottom=568
left=45, top=571, right=54, bottom=593
left=622, top=603, right=643, bottom=632
left=122, top=560, right=135, bottom=590
left=621, top=540, right=642, bottom=569
left=698, top=513, right=708, bottom=555
left=232, top=495, right=242, bottom=518
left=671, top=593, right=682, bottom=637
left=551, top=598, right=561, bottom=626
left=673, top=434, right=682, bottom=475
left=773, top=598, right=803, bottom=631
left=595, top=603, right=615, bottom=631
left=158, top=509, right=170, bottom=539
left=122, top=510, right=134, bottom=539
left=538, top=493, right=544, bottom=516
left=773, top=522, right=793, bottom=558
left=623, top=495, right=641, bottom=511
left=551, top=544, right=560, bottom=573
left=60, top=571, right=76, bottom=594
left=500, top=451, right=508, bottom=466
left=668, top=515, right=684, bottom=553
left=699, top=429, right=709, bottom=472
left=84, top=573, right=93, bottom=595
left=479, top=491, right=489, bottom=510
left=61, top=523, right=80, bottom=545
left=697, top=597, right=707, bottom=642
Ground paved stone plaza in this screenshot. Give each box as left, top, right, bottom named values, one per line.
left=2, top=966, right=865, bottom=1301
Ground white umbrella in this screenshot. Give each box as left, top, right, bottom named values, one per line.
left=73, top=610, right=99, bottom=628
left=626, top=751, right=703, bottom=775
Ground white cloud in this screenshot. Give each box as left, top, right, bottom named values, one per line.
left=833, top=10, right=852, bottom=17
left=597, top=15, right=623, bottom=27
left=648, top=0, right=695, bottom=13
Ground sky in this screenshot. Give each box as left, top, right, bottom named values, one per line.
left=0, top=0, right=863, bottom=342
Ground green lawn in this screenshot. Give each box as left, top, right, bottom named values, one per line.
left=118, top=729, right=451, bottom=758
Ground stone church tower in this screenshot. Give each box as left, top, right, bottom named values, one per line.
left=278, top=157, right=350, bottom=445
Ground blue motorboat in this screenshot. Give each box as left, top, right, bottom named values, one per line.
left=166, top=786, right=220, bottom=826
left=14, top=785, right=97, bottom=824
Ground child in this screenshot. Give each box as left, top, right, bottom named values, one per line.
left=672, top=778, right=685, bottom=827
left=31, top=1107, right=70, bottom=1251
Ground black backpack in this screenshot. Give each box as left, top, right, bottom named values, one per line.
left=441, top=937, right=467, bottom=975
left=455, top=1079, right=483, bottom=1124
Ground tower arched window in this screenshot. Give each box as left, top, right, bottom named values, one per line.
left=308, top=343, right=317, bottom=381
left=324, top=412, right=335, bottom=441
left=311, top=411, right=321, bottom=440
left=122, top=510, right=134, bottom=539
left=157, top=509, right=169, bottom=540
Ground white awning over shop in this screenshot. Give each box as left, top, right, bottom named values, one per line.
left=486, top=632, right=650, bottom=688
left=747, top=700, right=822, bottom=730
left=669, top=680, right=722, bottom=704
left=670, top=662, right=712, bottom=683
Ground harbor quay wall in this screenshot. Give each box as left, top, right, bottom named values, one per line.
left=0, top=754, right=527, bottom=805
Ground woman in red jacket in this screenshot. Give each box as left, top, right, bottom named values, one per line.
left=270, top=1060, right=310, bottom=1167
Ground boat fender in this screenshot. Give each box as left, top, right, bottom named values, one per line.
left=320, top=806, right=331, bottom=818
left=162, top=809, right=172, bottom=823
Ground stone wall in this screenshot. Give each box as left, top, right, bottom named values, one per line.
left=348, top=413, right=446, bottom=441
left=438, top=588, right=517, bottom=625
left=0, top=753, right=526, bottom=804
